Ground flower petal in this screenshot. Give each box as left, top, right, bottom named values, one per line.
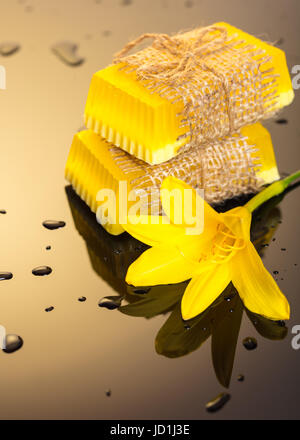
left=123, top=213, right=213, bottom=261
left=126, top=245, right=198, bottom=286
left=221, top=206, right=252, bottom=240
left=181, top=263, right=231, bottom=320
left=160, top=176, right=219, bottom=230
left=122, top=215, right=184, bottom=247
left=231, top=242, right=290, bottom=320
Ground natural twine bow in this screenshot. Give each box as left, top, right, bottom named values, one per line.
left=113, top=26, right=234, bottom=132
left=113, top=26, right=228, bottom=77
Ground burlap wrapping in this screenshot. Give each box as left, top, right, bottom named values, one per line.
left=112, top=25, right=278, bottom=205
left=109, top=130, right=262, bottom=211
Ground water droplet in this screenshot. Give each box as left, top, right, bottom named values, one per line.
left=237, top=374, right=245, bottom=382
left=42, top=220, right=66, bottom=230
left=0, top=271, right=13, bottom=281
left=78, top=296, right=87, bottom=302
left=273, top=270, right=279, bottom=275
left=184, top=324, right=191, bottom=330
left=184, top=0, right=194, bottom=7
left=277, top=320, right=285, bottom=327
left=272, top=238, right=276, bottom=242
left=32, top=266, right=52, bottom=276
left=102, top=30, right=111, bottom=37
left=46, top=245, right=51, bottom=250
left=121, top=0, right=132, bottom=6
left=52, top=41, right=85, bottom=66
left=229, top=308, right=234, bottom=313
left=98, top=296, right=123, bottom=310
left=0, top=209, right=7, bottom=214
left=45, top=306, right=54, bottom=312
left=281, top=248, right=286, bottom=251
left=262, top=243, right=269, bottom=248
left=2, top=334, right=23, bottom=353
left=0, top=42, right=20, bottom=56
left=206, top=393, right=231, bottom=412
left=105, top=389, right=111, bottom=397
left=243, top=337, right=257, bottom=350
left=276, top=118, right=288, bottom=124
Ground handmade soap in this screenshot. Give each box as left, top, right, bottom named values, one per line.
left=84, top=22, right=293, bottom=165
left=65, top=123, right=279, bottom=235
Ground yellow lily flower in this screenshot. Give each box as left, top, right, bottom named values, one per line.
left=123, top=173, right=300, bottom=321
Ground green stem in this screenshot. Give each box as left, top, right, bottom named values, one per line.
left=245, top=170, right=300, bottom=213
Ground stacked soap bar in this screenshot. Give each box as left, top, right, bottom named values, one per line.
left=84, top=22, right=293, bottom=164
left=66, top=123, right=279, bottom=235
left=65, top=22, right=293, bottom=235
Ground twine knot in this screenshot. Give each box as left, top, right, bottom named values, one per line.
left=113, top=26, right=229, bottom=84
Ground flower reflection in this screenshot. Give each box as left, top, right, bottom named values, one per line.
left=66, top=184, right=289, bottom=388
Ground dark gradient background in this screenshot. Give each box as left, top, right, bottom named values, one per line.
left=0, top=0, right=299, bottom=420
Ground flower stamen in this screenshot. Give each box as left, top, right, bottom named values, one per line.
left=210, top=223, right=245, bottom=264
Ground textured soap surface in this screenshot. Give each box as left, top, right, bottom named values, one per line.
left=84, top=22, right=293, bottom=165
left=65, top=130, right=143, bottom=235
left=65, top=123, right=279, bottom=235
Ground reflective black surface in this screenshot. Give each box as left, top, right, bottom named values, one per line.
left=0, top=0, right=299, bottom=420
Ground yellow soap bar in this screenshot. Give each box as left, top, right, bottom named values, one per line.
left=217, top=22, right=293, bottom=109
left=84, top=22, right=293, bottom=165
left=65, top=130, right=144, bottom=235
left=240, top=123, right=279, bottom=185
left=85, top=63, right=186, bottom=165
left=65, top=123, right=279, bottom=236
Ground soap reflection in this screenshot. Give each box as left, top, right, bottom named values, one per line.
left=65, top=185, right=148, bottom=298
left=66, top=185, right=288, bottom=388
